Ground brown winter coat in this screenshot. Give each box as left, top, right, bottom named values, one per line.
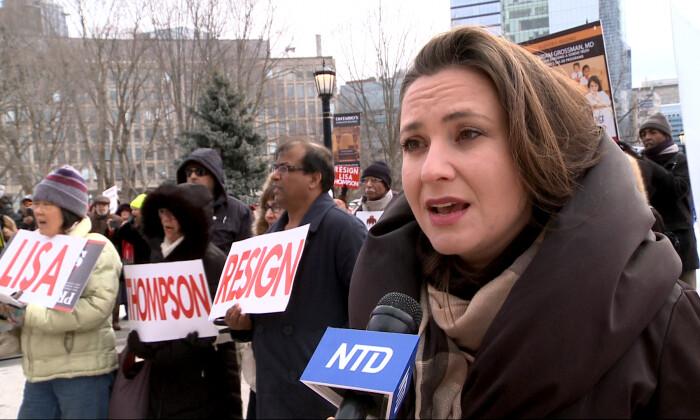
left=349, top=137, right=700, bottom=417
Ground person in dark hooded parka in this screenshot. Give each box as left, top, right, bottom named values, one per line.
left=177, top=148, right=252, bottom=254
left=126, top=183, right=242, bottom=418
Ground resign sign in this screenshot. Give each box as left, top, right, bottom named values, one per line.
left=209, top=225, right=309, bottom=320
left=124, top=260, right=219, bottom=342
left=0, top=229, right=87, bottom=308
left=334, top=164, right=360, bottom=189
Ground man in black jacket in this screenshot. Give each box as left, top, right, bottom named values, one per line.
left=640, top=112, right=699, bottom=287
left=224, top=140, right=367, bottom=418
left=177, top=148, right=253, bottom=254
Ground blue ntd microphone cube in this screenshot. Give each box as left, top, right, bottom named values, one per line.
left=300, top=327, right=420, bottom=419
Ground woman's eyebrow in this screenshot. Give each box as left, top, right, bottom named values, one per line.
left=401, top=110, right=492, bottom=135
left=442, top=110, right=491, bottom=124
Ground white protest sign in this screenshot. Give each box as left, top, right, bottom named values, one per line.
left=102, top=185, right=119, bottom=214
left=0, top=229, right=87, bottom=308
left=124, top=260, right=219, bottom=342
left=209, top=224, right=310, bottom=320
left=355, top=211, right=384, bottom=230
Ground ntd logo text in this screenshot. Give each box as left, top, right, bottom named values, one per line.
left=325, top=343, right=393, bottom=374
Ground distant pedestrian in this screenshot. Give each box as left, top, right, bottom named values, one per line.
left=354, top=161, right=396, bottom=213
left=252, top=174, right=282, bottom=236
left=639, top=112, right=699, bottom=287
left=89, top=195, right=120, bottom=239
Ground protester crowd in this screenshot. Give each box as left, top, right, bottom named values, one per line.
left=1, top=25, right=700, bottom=419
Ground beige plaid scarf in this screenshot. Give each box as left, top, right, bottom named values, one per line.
left=413, top=235, right=542, bottom=419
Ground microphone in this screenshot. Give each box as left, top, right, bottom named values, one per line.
left=335, top=292, right=423, bottom=419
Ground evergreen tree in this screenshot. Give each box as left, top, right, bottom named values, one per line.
left=180, top=72, right=267, bottom=203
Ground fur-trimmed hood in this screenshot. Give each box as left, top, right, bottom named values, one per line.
left=141, top=183, right=213, bottom=260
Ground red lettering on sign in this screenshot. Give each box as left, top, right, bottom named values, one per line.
left=215, top=254, right=238, bottom=304
left=0, top=239, right=27, bottom=287
left=157, top=276, right=170, bottom=316
left=190, top=273, right=211, bottom=316
left=243, top=247, right=262, bottom=295
left=126, top=277, right=138, bottom=319
left=144, top=277, right=164, bottom=320
left=177, top=275, right=194, bottom=318
left=254, top=244, right=283, bottom=298
left=19, top=242, right=52, bottom=291
left=136, top=279, right=148, bottom=321
left=271, top=239, right=305, bottom=296
left=11, top=241, right=40, bottom=289
left=226, top=250, right=250, bottom=301
left=165, top=276, right=180, bottom=320
left=31, top=244, right=68, bottom=295
left=241, top=246, right=267, bottom=299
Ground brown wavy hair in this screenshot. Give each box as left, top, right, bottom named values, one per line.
left=253, top=173, right=278, bottom=236
left=402, top=26, right=602, bottom=296
left=400, top=26, right=601, bottom=213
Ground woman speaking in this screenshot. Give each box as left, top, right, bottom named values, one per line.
left=349, top=27, right=700, bottom=418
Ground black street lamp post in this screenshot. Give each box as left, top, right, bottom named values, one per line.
left=313, top=60, right=336, bottom=151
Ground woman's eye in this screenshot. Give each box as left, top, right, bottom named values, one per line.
left=401, top=138, right=424, bottom=152
left=458, top=128, right=482, bottom=142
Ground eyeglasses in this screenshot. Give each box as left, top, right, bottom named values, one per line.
left=361, top=176, right=383, bottom=185
left=270, top=162, right=304, bottom=174
left=264, top=205, right=283, bottom=213
left=185, top=167, right=208, bottom=177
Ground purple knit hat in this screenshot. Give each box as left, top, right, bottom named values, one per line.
left=33, top=165, right=88, bottom=218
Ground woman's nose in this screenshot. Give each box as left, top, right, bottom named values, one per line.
left=420, top=138, right=455, bottom=183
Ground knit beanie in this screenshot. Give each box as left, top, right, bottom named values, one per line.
left=639, top=112, right=672, bottom=139
left=33, top=165, right=88, bottom=218
left=361, top=161, right=392, bottom=189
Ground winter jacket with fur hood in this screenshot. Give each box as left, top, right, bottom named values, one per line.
left=22, top=217, right=121, bottom=382
left=349, top=137, right=700, bottom=418
left=176, top=148, right=252, bottom=254
left=134, top=183, right=241, bottom=418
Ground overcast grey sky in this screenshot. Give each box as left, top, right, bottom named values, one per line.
left=56, top=0, right=698, bottom=88
left=622, top=0, right=683, bottom=87
left=276, top=0, right=700, bottom=88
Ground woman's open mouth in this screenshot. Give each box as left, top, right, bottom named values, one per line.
left=426, top=198, right=469, bottom=225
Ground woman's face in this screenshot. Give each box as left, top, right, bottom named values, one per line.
left=400, top=67, right=531, bottom=269
left=264, top=200, right=283, bottom=225
left=158, top=208, right=183, bottom=242
left=589, top=80, right=600, bottom=92
left=33, top=201, right=64, bottom=237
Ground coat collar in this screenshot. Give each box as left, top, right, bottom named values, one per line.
left=272, top=193, right=335, bottom=234
left=67, top=217, right=92, bottom=238
left=463, top=136, right=681, bottom=416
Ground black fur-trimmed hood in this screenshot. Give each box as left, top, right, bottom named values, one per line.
left=141, top=183, right=213, bottom=260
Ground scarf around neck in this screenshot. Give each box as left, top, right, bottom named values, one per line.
left=362, top=189, right=393, bottom=212
left=414, top=235, right=542, bottom=419
left=160, top=236, right=184, bottom=258
left=643, top=137, right=675, bottom=157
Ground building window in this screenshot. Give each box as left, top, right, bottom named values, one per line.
left=520, top=17, right=548, bottom=31
left=509, top=8, right=531, bottom=19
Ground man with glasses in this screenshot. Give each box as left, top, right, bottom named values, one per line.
left=355, top=160, right=395, bottom=214
left=224, top=140, right=367, bottom=418
left=177, top=148, right=252, bottom=254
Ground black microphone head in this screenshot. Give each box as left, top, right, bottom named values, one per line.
left=376, top=292, right=422, bottom=330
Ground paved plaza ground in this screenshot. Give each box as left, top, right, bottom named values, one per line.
left=0, top=321, right=250, bottom=418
